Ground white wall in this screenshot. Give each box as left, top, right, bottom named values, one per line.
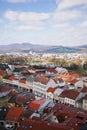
left=65, top=97, right=75, bottom=106
left=75, top=81, right=83, bottom=89
left=47, top=79, right=57, bottom=89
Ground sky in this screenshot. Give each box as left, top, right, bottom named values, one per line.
left=0, top=0, right=87, bottom=46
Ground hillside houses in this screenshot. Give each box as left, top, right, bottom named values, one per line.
left=5, top=106, right=23, bottom=129
left=83, top=94, right=87, bottom=110
left=58, top=90, right=80, bottom=106
left=33, top=75, right=57, bottom=98
left=0, top=63, right=87, bottom=111
left=46, top=87, right=63, bottom=101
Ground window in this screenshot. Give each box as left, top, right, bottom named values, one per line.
left=83, top=105, right=87, bottom=109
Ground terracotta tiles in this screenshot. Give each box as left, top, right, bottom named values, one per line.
left=60, top=90, right=79, bottom=100
left=29, top=99, right=46, bottom=110
left=0, top=87, right=12, bottom=92
left=46, top=68, right=57, bottom=73
left=83, top=94, right=87, bottom=100
left=8, top=75, right=15, bottom=80
left=19, top=78, right=26, bottom=84
left=47, top=87, right=57, bottom=93
left=5, top=107, right=23, bottom=122
left=35, top=76, right=50, bottom=85
left=81, top=86, right=87, bottom=93
left=0, top=70, right=5, bottom=76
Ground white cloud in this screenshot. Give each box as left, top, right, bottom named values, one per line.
left=53, top=10, right=82, bottom=22
left=5, top=10, right=19, bottom=21
left=5, top=10, right=50, bottom=23
left=79, top=21, right=87, bottom=28
left=1, top=20, right=87, bottom=46
left=50, top=26, right=87, bottom=46
left=53, top=0, right=87, bottom=24
left=17, top=25, right=45, bottom=30
left=4, top=10, right=49, bottom=31
left=55, top=0, right=61, bottom=5
left=2, top=0, right=87, bottom=46
left=52, top=23, right=69, bottom=29
left=4, top=0, right=37, bottom=3
left=19, top=12, right=50, bottom=23
left=51, top=0, right=86, bottom=25
left=33, top=26, right=87, bottom=46
left=3, top=23, right=45, bottom=31
left=57, top=0, right=87, bottom=10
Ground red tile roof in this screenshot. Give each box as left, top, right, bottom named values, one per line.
left=81, top=87, right=87, bottom=93
left=71, top=79, right=78, bottom=83
left=47, top=87, right=57, bottom=93
left=46, top=68, right=57, bottom=73
left=19, top=78, right=26, bottom=84
left=53, top=77, right=62, bottom=83
left=5, top=107, right=23, bottom=122
left=0, top=70, right=5, bottom=76
left=9, top=91, right=18, bottom=96
left=29, top=99, right=46, bottom=110
left=0, top=87, right=12, bottom=92
left=16, top=96, right=27, bottom=104
left=60, top=73, right=79, bottom=82
left=15, top=93, right=35, bottom=105
left=17, top=118, right=71, bottom=130
left=60, top=90, right=79, bottom=100
left=8, top=75, right=15, bottom=80
left=83, top=94, right=87, bottom=100
left=35, top=76, right=50, bottom=85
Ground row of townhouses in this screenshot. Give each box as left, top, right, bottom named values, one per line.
left=0, top=63, right=87, bottom=111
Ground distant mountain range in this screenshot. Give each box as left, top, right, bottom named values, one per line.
left=0, top=43, right=87, bottom=53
